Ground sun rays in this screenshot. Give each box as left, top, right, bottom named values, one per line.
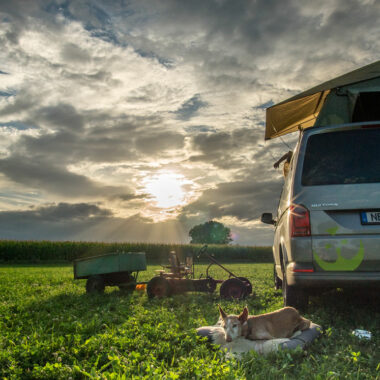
left=141, top=172, right=195, bottom=220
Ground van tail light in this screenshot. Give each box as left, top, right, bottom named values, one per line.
left=290, top=204, right=311, bottom=237
left=293, top=268, right=314, bottom=273
left=288, top=263, right=314, bottom=273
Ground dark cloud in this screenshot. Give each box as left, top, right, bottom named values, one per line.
left=255, top=100, right=274, bottom=110
left=61, top=43, right=92, bottom=63
left=0, top=203, right=189, bottom=243
left=0, top=202, right=109, bottom=241
left=0, top=200, right=275, bottom=244
left=36, top=104, right=85, bottom=132
left=134, top=49, right=175, bottom=69
left=26, top=202, right=112, bottom=221
left=0, top=91, right=36, bottom=117
left=123, top=0, right=379, bottom=93
left=175, top=94, right=208, bottom=121
left=0, top=121, right=37, bottom=130
left=180, top=179, right=282, bottom=222
left=135, top=130, right=185, bottom=155
left=189, top=127, right=262, bottom=168
left=6, top=111, right=184, bottom=166
left=0, top=155, right=126, bottom=198
left=112, top=193, right=150, bottom=202
left=184, top=125, right=217, bottom=134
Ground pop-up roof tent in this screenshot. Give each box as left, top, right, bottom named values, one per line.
left=265, top=60, right=380, bottom=140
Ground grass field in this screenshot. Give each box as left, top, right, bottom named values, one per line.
left=0, top=262, right=379, bottom=379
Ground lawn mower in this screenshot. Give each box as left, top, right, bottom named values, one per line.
left=147, top=245, right=252, bottom=299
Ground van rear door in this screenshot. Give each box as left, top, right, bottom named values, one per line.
left=298, top=125, right=380, bottom=272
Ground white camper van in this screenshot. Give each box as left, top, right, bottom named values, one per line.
left=261, top=61, right=380, bottom=309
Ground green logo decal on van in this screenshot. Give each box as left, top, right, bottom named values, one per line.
left=313, top=240, right=364, bottom=271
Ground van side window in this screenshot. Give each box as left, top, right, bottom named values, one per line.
left=352, top=92, right=380, bottom=122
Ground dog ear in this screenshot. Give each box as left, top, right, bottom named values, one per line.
left=218, top=304, right=227, bottom=320
left=238, top=306, right=248, bottom=323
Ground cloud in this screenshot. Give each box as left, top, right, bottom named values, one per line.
left=0, top=90, right=37, bottom=118
left=0, top=155, right=128, bottom=198
left=189, top=127, right=262, bottom=168
left=184, top=125, right=217, bottom=134
left=37, top=104, right=85, bottom=132
left=0, top=202, right=189, bottom=243
left=26, top=202, right=112, bottom=221
left=180, top=179, right=282, bottom=223
left=0, top=121, right=37, bottom=130
left=0, top=0, right=378, bottom=244
left=175, top=94, right=208, bottom=121
left=135, top=129, right=185, bottom=155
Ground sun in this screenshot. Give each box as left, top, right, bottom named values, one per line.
left=143, top=172, right=192, bottom=210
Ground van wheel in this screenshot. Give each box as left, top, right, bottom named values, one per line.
left=282, top=270, right=308, bottom=310
left=274, top=264, right=282, bottom=290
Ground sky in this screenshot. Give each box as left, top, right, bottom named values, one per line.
left=0, top=0, right=379, bottom=245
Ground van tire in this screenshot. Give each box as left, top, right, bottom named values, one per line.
left=274, top=264, right=282, bottom=290
left=282, top=270, right=308, bottom=310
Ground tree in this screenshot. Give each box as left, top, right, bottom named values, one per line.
left=189, top=220, right=233, bottom=244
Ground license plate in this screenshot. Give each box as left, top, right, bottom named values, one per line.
left=361, top=211, right=380, bottom=225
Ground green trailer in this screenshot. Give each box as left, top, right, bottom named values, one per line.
left=74, top=252, right=147, bottom=293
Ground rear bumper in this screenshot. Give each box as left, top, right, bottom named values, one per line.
left=287, top=269, right=380, bottom=288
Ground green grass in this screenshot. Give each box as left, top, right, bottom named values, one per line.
left=0, top=263, right=379, bottom=379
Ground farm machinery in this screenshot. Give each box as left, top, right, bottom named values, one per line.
left=73, top=245, right=252, bottom=299
left=146, top=245, right=253, bottom=299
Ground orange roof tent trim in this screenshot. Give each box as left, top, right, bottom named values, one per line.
left=265, top=60, right=380, bottom=140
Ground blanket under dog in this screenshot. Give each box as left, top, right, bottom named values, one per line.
left=196, top=322, right=322, bottom=357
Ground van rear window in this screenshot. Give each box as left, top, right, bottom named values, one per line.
left=302, top=128, right=380, bottom=186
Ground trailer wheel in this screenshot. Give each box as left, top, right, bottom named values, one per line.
left=86, top=276, right=105, bottom=294
left=147, top=277, right=171, bottom=298
left=220, top=278, right=247, bottom=299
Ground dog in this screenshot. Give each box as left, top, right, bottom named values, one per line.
left=218, top=305, right=310, bottom=341
left=217, top=305, right=249, bottom=342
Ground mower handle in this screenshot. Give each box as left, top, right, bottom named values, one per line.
left=196, top=244, right=208, bottom=258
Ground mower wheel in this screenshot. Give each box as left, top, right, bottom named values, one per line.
left=220, top=278, right=248, bottom=299
left=147, top=277, right=171, bottom=298
left=236, top=277, right=253, bottom=295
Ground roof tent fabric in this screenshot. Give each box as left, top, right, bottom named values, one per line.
left=265, top=60, right=380, bottom=140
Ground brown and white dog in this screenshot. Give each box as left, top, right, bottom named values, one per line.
left=218, top=305, right=310, bottom=341
left=218, top=305, right=249, bottom=342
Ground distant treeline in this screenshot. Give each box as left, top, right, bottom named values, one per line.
left=0, top=240, right=273, bottom=263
